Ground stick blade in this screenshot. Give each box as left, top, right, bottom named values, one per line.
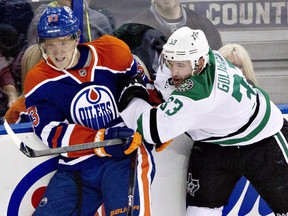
left=20, top=142, right=36, bottom=157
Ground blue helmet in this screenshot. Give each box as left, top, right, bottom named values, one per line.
left=37, top=6, right=79, bottom=40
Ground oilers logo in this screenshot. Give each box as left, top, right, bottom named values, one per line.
left=71, top=85, right=118, bottom=129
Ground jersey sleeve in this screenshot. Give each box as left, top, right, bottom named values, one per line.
left=136, top=94, right=201, bottom=144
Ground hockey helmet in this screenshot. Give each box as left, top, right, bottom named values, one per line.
left=162, top=27, right=209, bottom=71
left=37, top=6, right=79, bottom=41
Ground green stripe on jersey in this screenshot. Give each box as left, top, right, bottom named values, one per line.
left=275, top=132, right=288, bottom=160
left=137, top=115, right=144, bottom=140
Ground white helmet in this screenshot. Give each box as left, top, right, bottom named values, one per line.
left=162, top=27, right=210, bottom=71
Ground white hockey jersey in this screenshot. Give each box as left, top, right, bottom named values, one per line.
left=134, top=50, right=284, bottom=146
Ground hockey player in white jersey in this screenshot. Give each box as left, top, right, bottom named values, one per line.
left=120, top=27, right=288, bottom=215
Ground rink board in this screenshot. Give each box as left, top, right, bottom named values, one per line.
left=0, top=106, right=287, bottom=216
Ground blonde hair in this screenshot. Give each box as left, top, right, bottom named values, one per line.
left=218, top=43, right=258, bottom=85
left=21, top=44, right=43, bottom=84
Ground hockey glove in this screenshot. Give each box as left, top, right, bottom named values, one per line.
left=118, top=74, right=149, bottom=112
left=94, top=127, right=142, bottom=157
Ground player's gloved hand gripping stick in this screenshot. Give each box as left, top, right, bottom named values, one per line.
left=94, top=127, right=142, bottom=157
left=92, top=127, right=142, bottom=216
left=3, top=120, right=132, bottom=158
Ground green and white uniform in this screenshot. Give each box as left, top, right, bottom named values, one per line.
left=128, top=49, right=288, bottom=214
left=122, top=28, right=288, bottom=214
left=137, top=50, right=284, bottom=146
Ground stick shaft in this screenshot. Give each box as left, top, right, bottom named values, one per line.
left=127, top=150, right=138, bottom=216
left=28, top=139, right=125, bottom=157
left=4, top=120, right=126, bottom=158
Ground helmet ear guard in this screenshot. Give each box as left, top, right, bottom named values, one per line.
left=162, top=27, right=209, bottom=72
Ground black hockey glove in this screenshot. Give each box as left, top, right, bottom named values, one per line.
left=118, top=74, right=149, bottom=112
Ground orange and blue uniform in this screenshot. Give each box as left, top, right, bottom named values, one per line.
left=25, top=35, right=154, bottom=216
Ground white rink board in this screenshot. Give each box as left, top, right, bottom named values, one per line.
left=0, top=127, right=57, bottom=216
left=0, top=113, right=287, bottom=216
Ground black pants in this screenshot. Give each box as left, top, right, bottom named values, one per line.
left=187, top=119, right=288, bottom=214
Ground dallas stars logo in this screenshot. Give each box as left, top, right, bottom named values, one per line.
left=191, top=31, right=199, bottom=41
left=187, top=173, right=200, bottom=197
left=176, top=79, right=194, bottom=92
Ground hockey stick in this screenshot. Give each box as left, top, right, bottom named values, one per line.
left=3, top=120, right=127, bottom=158
left=127, top=150, right=138, bottom=216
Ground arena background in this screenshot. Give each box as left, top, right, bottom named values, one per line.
left=91, top=0, right=288, bottom=104
left=1, top=0, right=288, bottom=215
left=29, top=0, right=288, bottom=103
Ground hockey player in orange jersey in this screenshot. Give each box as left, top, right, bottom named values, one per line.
left=24, top=6, right=154, bottom=216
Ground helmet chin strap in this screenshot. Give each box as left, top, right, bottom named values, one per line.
left=39, top=45, right=78, bottom=72
left=64, top=46, right=78, bottom=70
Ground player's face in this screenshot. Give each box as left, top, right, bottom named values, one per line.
left=42, top=36, right=78, bottom=70
left=154, top=0, right=180, bottom=11
left=166, top=60, right=192, bottom=88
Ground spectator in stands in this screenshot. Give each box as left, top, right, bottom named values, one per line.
left=86, top=0, right=116, bottom=30
left=117, top=0, right=222, bottom=80
left=128, top=0, right=222, bottom=50
left=0, top=0, right=35, bottom=96
left=27, top=0, right=113, bottom=45
left=0, top=0, right=34, bottom=49
left=95, top=7, right=116, bottom=30
left=5, top=44, right=43, bottom=124
left=0, top=58, right=18, bottom=107
left=219, top=43, right=258, bottom=85
left=114, top=23, right=167, bottom=80
left=0, top=23, right=20, bottom=121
